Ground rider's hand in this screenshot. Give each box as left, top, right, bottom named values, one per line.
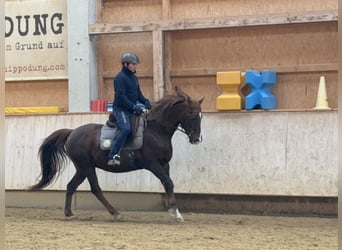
left=144, top=100, right=153, bottom=109
left=133, top=105, right=143, bottom=115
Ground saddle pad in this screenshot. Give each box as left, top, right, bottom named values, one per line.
left=100, top=116, right=145, bottom=151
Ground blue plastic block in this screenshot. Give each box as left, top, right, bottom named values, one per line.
left=245, top=70, right=277, bottom=110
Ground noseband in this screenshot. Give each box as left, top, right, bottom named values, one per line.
left=176, top=125, right=203, bottom=143
left=177, top=113, right=203, bottom=143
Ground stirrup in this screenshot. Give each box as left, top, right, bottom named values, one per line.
left=107, top=155, right=120, bottom=166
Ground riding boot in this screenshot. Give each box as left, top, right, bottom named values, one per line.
left=107, top=154, right=120, bottom=166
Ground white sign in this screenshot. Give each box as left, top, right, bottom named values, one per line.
left=5, top=0, right=67, bottom=80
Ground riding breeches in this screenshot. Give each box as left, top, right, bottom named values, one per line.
left=108, top=109, right=132, bottom=159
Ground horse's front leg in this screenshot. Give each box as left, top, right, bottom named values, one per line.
left=149, top=162, right=184, bottom=222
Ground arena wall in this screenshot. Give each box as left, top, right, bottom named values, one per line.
left=5, top=111, right=338, bottom=214
left=5, top=112, right=337, bottom=196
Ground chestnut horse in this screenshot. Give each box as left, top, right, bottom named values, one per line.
left=29, top=87, right=203, bottom=222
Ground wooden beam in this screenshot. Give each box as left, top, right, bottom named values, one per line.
left=102, top=70, right=152, bottom=79
left=152, top=30, right=165, bottom=100
left=89, top=10, right=337, bottom=35
left=169, top=63, right=338, bottom=77
left=102, top=63, right=337, bottom=79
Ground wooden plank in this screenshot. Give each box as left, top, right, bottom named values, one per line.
left=5, top=117, right=16, bottom=188
left=152, top=30, right=165, bottom=100
left=171, top=71, right=337, bottom=111
left=96, top=0, right=103, bottom=19
left=97, top=37, right=105, bottom=99
left=98, top=0, right=162, bottom=24
left=89, top=10, right=337, bottom=35
left=30, top=116, right=47, bottom=186
left=162, top=0, right=171, bottom=19
left=170, top=0, right=338, bottom=20
left=274, top=72, right=338, bottom=109
left=169, top=63, right=338, bottom=77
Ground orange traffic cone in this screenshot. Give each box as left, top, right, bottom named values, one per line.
left=313, top=76, right=330, bottom=110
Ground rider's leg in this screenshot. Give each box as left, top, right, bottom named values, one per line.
left=108, top=110, right=131, bottom=163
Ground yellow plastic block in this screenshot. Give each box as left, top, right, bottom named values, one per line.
left=239, top=72, right=247, bottom=109
left=5, top=106, right=64, bottom=114
left=216, top=71, right=244, bottom=110
left=217, top=95, right=241, bottom=110
left=216, top=71, right=242, bottom=84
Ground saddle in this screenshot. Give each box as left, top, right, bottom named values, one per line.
left=100, top=113, right=146, bottom=151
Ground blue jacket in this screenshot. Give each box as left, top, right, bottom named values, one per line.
left=112, top=67, right=149, bottom=113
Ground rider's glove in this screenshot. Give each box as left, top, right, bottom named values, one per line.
left=144, top=100, right=153, bottom=110
left=133, top=105, right=144, bottom=115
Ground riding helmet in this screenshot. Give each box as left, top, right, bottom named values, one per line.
left=121, top=52, right=141, bottom=64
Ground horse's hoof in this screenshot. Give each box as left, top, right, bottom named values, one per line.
left=175, top=216, right=184, bottom=223
left=168, top=208, right=184, bottom=223
left=111, top=213, right=123, bottom=221
left=65, top=215, right=78, bottom=221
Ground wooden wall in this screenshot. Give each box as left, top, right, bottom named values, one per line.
left=5, top=80, right=69, bottom=111
left=99, top=0, right=337, bottom=20
left=167, top=23, right=338, bottom=110
left=94, top=0, right=338, bottom=111
left=97, top=32, right=155, bottom=101
left=5, top=0, right=338, bottom=112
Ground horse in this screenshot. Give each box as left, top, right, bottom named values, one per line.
left=29, top=87, right=204, bottom=222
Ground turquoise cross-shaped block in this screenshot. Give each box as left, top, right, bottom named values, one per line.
left=245, top=70, right=277, bottom=110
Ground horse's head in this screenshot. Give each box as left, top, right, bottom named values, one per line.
left=146, top=86, right=204, bottom=144
left=175, top=86, right=204, bottom=145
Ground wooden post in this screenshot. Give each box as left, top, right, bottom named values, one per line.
left=162, top=0, right=171, bottom=19
left=152, top=30, right=165, bottom=100
left=164, top=32, right=172, bottom=95
left=162, top=0, right=171, bottom=95
left=96, top=0, right=103, bottom=20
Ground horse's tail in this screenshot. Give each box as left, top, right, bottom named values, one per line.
left=29, top=128, right=73, bottom=191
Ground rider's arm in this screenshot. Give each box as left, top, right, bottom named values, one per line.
left=114, top=75, right=135, bottom=111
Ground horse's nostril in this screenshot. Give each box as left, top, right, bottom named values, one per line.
left=191, top=138, right=201, bottom=145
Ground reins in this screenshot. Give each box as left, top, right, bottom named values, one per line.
left=176, top=120, right=203, bottom=143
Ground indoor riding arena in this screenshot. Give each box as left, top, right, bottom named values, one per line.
left=5, top=0, right=338, bottom=249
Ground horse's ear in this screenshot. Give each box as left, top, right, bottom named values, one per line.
left=174, top=85, right=181, bottom=95
left=174, top=85, right=191, bottom=102
left=175, top=85, right=186, bottom=97
left=198, top=97, right=204, bottom=105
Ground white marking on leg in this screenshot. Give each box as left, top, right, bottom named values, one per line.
left=111, top=213, right=122, bottom=221
left=168, top=208, right=184, bottom=222
left=65, top=215, right=78, bottom=221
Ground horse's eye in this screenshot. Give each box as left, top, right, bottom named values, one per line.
left=193, top=112, right=202, bottom=120
left=188, top=112, right=202, bottom=120
left=192, top=114, right=200, bottom=120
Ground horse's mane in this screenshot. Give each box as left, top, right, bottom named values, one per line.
left=146, top=94, right=186, bottom=124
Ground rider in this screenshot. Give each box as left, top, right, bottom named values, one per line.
left=107, top=52, right=152, bottom=166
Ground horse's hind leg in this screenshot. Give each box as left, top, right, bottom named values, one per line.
left=85, top=168, right=121, bottom=220
left=65, top=171, right=86, bottom=218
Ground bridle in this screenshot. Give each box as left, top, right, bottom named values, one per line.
left=176, top=125, right=203, bottom=144
left=177, top=112, right=203, bottom=144
left=147, top=108, right=203, bottom=143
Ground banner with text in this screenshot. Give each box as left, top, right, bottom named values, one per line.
left=5, top=0, right=67, bottom=81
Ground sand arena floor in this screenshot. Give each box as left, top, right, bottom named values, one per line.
left=5, top=207, right=337, bottom=250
